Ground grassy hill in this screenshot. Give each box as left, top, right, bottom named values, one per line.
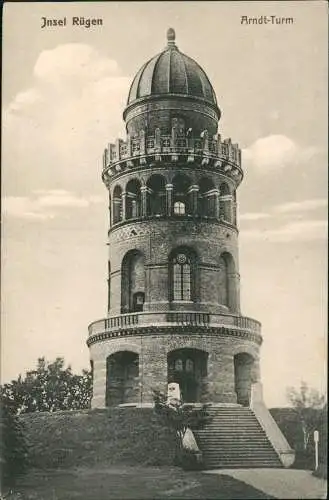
left=19, top=407, right=177, bottom=469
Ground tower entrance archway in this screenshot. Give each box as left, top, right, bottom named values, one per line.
left=106, top=351, right=139, bottom=406
left=234, top=352, right=255, bottom=406
left=167, top=348, right=208, bottom=403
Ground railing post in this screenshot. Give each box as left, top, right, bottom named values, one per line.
left=202, top=129, right=209, bottom=153
left=140, top=129, right=146, bottom=156
left=115, top=139, right=123, bottom=161
left=127, top=133, right=132, bottom=157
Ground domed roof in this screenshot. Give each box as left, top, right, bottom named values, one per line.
left=127, top=28, right=218, bottom=109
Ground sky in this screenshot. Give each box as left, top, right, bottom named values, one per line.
left=1, top=1, right=327, bottom=407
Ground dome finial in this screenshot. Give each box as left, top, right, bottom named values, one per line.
left=166, top=27, right=176, bottom=48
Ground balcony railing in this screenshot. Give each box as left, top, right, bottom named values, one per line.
left=103, top=131, right=242, bottom=172
left=166, top=312, right=210, bottom=325
left=88, top=311, right=261, bottom=337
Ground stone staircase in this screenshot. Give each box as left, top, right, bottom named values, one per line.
left=194, top=405, right=283, bottom=469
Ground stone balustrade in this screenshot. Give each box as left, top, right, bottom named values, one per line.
left=87, top=310, right=261, bottom=343
left=102, top=130, right=243, bottom=184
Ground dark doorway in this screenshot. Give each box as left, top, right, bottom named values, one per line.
left=167, top=348, right=208, bottom=403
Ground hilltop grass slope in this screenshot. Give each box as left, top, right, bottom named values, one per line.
left=20, top=408, right=177, bottom=469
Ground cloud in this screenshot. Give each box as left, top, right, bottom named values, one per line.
left=239, top=212, right=271, bottom=221
left=240, top=219, right=327, bottom=243
left=274, top=199, right=328, bottom=214
left=3, top=44, right=131, bottom=196
left=34, top=44, right=119, bottom=84
left=240, top=198, right=327, bottom=223
left=242, top=135, right=318, bottom=172
left=2, top=190, right=103, bottom=220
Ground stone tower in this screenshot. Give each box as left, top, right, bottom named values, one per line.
left=88, top=29, right=263, bottom=409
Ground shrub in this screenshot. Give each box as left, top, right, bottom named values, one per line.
left=0, top=395, right=29, bottom=494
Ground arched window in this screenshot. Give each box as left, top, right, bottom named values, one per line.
left=126, top=179, right=141, bottom=220
left=199, top=177, right=216, bottom=217
left=121, top=250, right=145, bottom=313
left=219, top=182, right=233, bottom=223
left=219, top=252, right=237, bottom=311
left=113, top=185, right=123, bottom=224
left=147, top=175, right=166, bottom=216
left=174, top=201, right=185, bottom=215
left=172, top=174, right=191, bottom=215
left=172, top=252, right=192, bottom=301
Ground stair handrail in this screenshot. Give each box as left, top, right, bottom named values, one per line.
left=250, top=383, right=295, bottom=468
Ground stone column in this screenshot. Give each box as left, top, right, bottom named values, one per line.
left=214, top=189, right=220, bottom=218
left=166, top=184, right=173, bottom=216
left=189, top=185, right=199, bottom=215
left=140, top=186, right=147, bottom=217
left=121, top=192, right=127, bottom=221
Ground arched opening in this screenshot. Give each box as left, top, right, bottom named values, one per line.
left=219, top=252, right=236, bottom=311
left=126, top=179, right=141, bottom=219
left=146, top=174, right=166, bottom=216
left=219, top=182, right=232, bottom=223
left=169, top=247, right=198, bottom=302
left=106, top=351, right=139, bottom=406
left=234, top=353, right=255, bottom=406
left=199, top=177, right=216, bottom=217
left=113, top=185, right=123, bottom=224
left=167, top=348, right=208, bottom=403
left=121, top=250, right=145, bottom=313
left=172, top=174, right=191, bottom=216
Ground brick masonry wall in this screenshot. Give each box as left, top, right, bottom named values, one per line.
left=124, top=97, right=219, bottom=137
left=107, top=219, right=240, bottom=315
left=90, top=332, right=260, bottom=408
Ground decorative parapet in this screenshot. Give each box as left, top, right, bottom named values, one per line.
left=87, top=311, right=262, bottom=346
left=102, top=129, right=243, bottom=185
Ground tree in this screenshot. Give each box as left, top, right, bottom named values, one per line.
left=152, top=389, right=211, bottom=469
left=1, top=357, right=92, bottom=415
left=0, top=391, right=29, bottom=494
left=286, top=381, right=326, bottom=451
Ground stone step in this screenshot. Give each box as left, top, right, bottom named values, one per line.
left=203, top=450, right=279, bottom=456
left=194, top=406, right=282, bottom=469
left=204, top=461, right=281, bottom=470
